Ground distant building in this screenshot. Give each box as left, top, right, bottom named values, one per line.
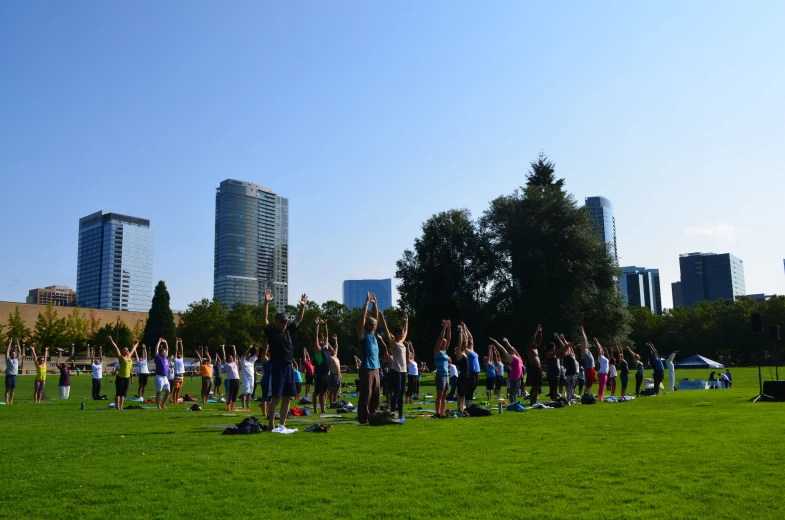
left=26, top=285, right=76, bottom=307
left=677, top=252, right=745, bottom=307
left=77, top=211, right=154, bottom=312
left=621, top=266, right=662, bottom=315
left=672, top=281, right=683, bottom=308
left=585, top=196, right=618, bottom=265
left=746, top=293, right=772, bottom=303
left=214, top=179, right=289, bottom=308
left=343, top=279, right=393, bottom=311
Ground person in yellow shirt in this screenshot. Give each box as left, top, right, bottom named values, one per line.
left=195, top=346, right=213, bottom=404
left=30, top=345, right=49, bottom=403
left=108, top=336, right=138, bottom=411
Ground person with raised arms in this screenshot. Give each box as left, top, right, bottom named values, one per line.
left=615, top=341, right=629, bottom=398
left=454, top=323, right=469, bottom=413
left=447, top=356, right=458, bottom=402
left=240, top=344, right=259, bottom=410
left=312, top=319, right=332, bottom=413
left=484, top=346, right=497, bottom=401
left=328, top=334, right=342, bottom=403
left=432, top=319, right=451, bottom=419
left=666, top=350, right=678, bottom=391
left=554, top=333, right=578, bottom=402
left=494, top=351, right=506, bottom=400
left=406, top=341, right=419, bottom=404
left=302, top=348, right=315, bottom=399
left=489, top=338, right=523, bottom=404
left=464, top=324, right=480, bottom=406
left=647, top=343, right=665, bottom=395
left=153, top=338, right=171, bottom=409
left=292, top=358, right=303, bottom=401
left=107, top=336, right=137, bottom=411
left=195, top=346, right=213, bottom=404
left=259, top=344, right=271, bottom=416
left=91, top=346, right=103, bottom=400
left=594, top=337, right=609, bottom=401
left=356, top=293, right=381, bottom=425
left=578, top=325, right=595, bottom=395
left=171, top=338, right=186, bottom=405
left=134, top=344, right=150, bottom=398
left=56, top=350, right=75, bottom=400
left=30, top=344, right=49, bottom=403
left=544, top=339, right=563, bottom=402
left=526, top=324, right=543, bottom=406
left=5, top=339, right=21, bottom=405
left=262, top=289, right=306, bottom=431
left=213, top=352, right=223, bottom=397
left=378, top=312, right=410, bottom=420
left=221, top=345, right=240, bottom=411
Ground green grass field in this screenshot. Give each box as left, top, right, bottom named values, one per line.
left=0, top=367, right=783, bottom=520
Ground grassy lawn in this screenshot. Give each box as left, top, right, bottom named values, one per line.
left=0, top=367, right=783, bottom=519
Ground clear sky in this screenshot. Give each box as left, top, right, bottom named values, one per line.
left=1, top=2, right=784, bottom=311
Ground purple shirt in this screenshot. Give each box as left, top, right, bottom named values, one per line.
left=58, top=364, right=71, bottom=387
left=154, top=353, right=169, bottom=377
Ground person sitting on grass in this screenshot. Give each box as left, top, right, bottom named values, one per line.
left=134, top=344, right=150, bottom=398
left=5, top=338, right=21, bottom=405
left=377, top=312, right=409, bottom=420
left=56, top=350, right=75, bottom=400
left=30, top=344, right=49, bottom=403
left=108, top=336, right=137, bottom=411
left=432, top=319, right=451, bottom=419
left=195, top=347, right=213, bottom=404
left=222, top=345, right=240, bottom=411
left=240, top=344, right=259, bottom=410
left=721, top=370, right=732, bottom=389
left=725, top=369, right=733, bottom=388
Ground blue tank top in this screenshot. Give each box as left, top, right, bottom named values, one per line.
left=434, top=351, right=449, bottom=376
left=359, top=334, right=380, bottom=370
left=485, top=364, right=497, bottom=378
left=468, top=351, right=480, bottom=373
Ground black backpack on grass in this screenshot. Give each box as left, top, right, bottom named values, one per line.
left=368, top=411, right=401, bottom=426
left=466, top=404, right=492, bottom=417
left=581, top=394, right=596, bottom=405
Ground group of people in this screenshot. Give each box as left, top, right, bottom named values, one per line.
left=5, top=293, right=729, bottom=425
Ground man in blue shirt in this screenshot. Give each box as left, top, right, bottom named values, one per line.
left=356, top=293, right=381, bottom=425
left=647, top=343, right=664, bottom=395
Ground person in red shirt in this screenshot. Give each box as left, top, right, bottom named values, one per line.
left=302, top=347, right=315, bottom=399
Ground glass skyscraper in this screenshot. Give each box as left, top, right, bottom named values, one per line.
left=677, top=252, right=745, bottom=307
left=585, top=196, right=618, bottom=265
left=76, top=211, right=154, bottom=312
left=214, top=179, right=289, bottom=308
left=621, top=266, right=663, bottom=315
left=343, top=279, right=393, bottom=311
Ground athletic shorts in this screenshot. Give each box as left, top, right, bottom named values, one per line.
left=329, top=374, right=341, bottom=389
left=486, top=377, right=496, bottom=390
left=115, top=377, right=130, bottom=397
left=214, top=375, right=222, bottom=387
left=155, top=375, right=170, bottom=392
left=138, top=373, right=149, bottom=385
left=435, top=374, right=449, bottom=391
left=268, top=362, right=297, bottom=398
left=495, top=375, right=504, bottom=388
left=242, top=378, right=254, bottom=395
left=261, top=383, right=271, bottom=402
left=585, top=368, right=597, bottom=386
left=305, top=373, right=314, bottom=385
left=527, top=370, right=542, bottom=392
left=314, top=372, right=330, bottom=394
left=172, top=380, right=183, bottom=390
left=5, top=375, right=17, bottom=389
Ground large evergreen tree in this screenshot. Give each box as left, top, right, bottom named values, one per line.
left=142, top=281, right=177, bottom=349
left=7, top=305, right=30, bottom=343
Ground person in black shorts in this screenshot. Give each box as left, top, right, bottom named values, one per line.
left=454, top=324, right=469, bottom=413
left=263, top=289, right=307, bottom=431
left=312, top=318, right=331, bottom=413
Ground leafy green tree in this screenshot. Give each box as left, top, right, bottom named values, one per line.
left=480, top=153, right=629, bottom=344
left=177, top=298, right=230, bottom=349
left=65, top=308, right=90, bottom=352
left=142, top=281, right=177, bottom=349
left=32, top=303, right=68, bottom=349
left=6, top=305, right=30, bottom=343
left=226, top=303, right=265, bottom=349
left=92, top=320, right=134, bottom=351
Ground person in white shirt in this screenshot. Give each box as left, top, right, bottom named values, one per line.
left=222, top=345, right=240, bottom=411
left=170, top=338, right=186, bottom=405
left=240, top=345, right=258, bottom=409
left=406, top=345, right=419, bottom=404
left=5, top=338, right=21, bottom=405
left=448, top=360, right=458, bottom=401
left=666, top=351, right=678, bottom=391
left=91, top=348, right=103, bottom=400
left=134, top=344, right=150, bottom=398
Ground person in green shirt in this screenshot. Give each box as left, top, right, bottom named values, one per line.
left=108, top=336, right=138, bottom=411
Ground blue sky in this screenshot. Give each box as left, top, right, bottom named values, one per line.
left=1, top=1, right=784, bottom=311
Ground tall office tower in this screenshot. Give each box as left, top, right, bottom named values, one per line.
left=671, top=282, right=683, bottom=308
left=585, top=196, right=618, bottom=265
left=677, top=252, right=745, bottom=307
left=76, top=211, right=154, bottom=312
left=214, top=179, right=289, bottom=308
left=621, top=266, right=662, bottom=315
left=343, top=279, right=393, bottom=310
